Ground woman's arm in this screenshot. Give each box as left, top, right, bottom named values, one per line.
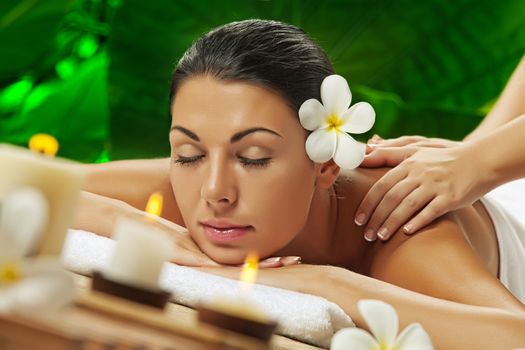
left=78, top=158, right=183, bottom=224
left=72, top=191, right=221, bottom=266
left=197, top=214, right=525, bottom=348
left=356, top=55, right=525, bottom=239
left=72, top=191, right=137, bottom=237
left=357, top=113, right=525, bottom=240
left=197, top=262, right=525, bottom=349
left=72, top=191, right=298, bottom=268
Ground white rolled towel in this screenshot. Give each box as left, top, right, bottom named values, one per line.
left=62, top=229, right=354, bottom=347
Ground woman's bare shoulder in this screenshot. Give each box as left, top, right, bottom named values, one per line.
left=368, top=215, right=525, bottom=312
left=329, top=168, right=391, bottom=271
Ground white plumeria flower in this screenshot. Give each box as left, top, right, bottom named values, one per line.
left=299, top=74, right=375, bottom=169
left=331, top=299, right=434, bottom=350
left=0, top=187, right=76, bottom=315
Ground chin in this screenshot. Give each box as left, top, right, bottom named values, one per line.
left=198, top=241, right=249, bottom=265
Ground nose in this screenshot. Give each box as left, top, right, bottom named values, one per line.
left=200, top=154, right=237, bottom=210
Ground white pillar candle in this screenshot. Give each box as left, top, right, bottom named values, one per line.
left=103, top=216, right=174, bottom=291
left=0, top=144, right=84, bottom=256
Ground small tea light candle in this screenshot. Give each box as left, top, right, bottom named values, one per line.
left=198, top=252, right=278, bottom=342
left=0, top=140, right=84, bottom=256
left=102, top=193, right=174, bottom=291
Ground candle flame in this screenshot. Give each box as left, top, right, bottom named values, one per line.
left=240, top=251, right=259, bottom=292
left=28, top=133, right=59, bottom=157
left=145, top=192, right=163, bottom=217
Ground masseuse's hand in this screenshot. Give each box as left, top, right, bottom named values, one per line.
left=355, top=135, right=482, bottom=241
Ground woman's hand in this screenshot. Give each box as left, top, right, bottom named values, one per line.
left=356, top=135, right=483, bottom=241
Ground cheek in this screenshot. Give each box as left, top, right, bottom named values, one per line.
left=169, top=167, right=199, bottom=225
left=245, top=163, right=316, bottom=246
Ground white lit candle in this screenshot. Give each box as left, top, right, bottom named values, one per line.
left=103, top=193, right=174, bottom=291
left=204, top=252, right=269, bottom=321
left=0, top=142, right=84, bottom=256
left=198, top=251, right=277, bottom=342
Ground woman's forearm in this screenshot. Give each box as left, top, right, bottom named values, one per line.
left=80, top=158, right=171, bottom=207
left=76, top=158, right=183, bottom=223
left=72, top=191, right=140, bottom=237
left=465, top=113, right=525, bottom=191
left=306, top=266, right=525, bottom=349
left=465, top=55, right=525, bottom=141
left=196, top=264, right=525, bottom=348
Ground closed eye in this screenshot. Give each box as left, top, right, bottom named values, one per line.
left=174, top=155, right=204, bottom=166
left=238, top=156, right=272, bottom=168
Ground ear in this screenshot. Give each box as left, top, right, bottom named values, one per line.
left=315, top=159, right=340, bottom=189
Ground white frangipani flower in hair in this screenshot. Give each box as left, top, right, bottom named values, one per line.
left=299, top=74, right=375, bottom=169
left=331, top=299, right=434, bottom=350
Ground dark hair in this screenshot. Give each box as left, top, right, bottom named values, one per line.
left=170, top=19, right=334, bottom=112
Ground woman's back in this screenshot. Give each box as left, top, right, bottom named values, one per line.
left=319, top=167, right=525, bottom=312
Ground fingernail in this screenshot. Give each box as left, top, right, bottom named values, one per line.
left=364, top=229, right=376, bottom=242
left=355, top=213, right=366, bottom=226
left=267, top=257, right=281, bottom=263
left=292, top=256, right=302, bottom=264
left=403, top=224, right=413, bottom=234
left=367, top=143, right=379, bottom=148
left=377, top=227, right=389, bottom=240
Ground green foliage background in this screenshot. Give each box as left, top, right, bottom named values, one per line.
left=1, top=0, right=524, bottom=162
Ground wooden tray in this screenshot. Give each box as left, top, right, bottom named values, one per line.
left=0, top=274, right=324, bottom=350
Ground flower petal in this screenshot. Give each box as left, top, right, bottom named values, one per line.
left=7, top=259, right=76, bottom=315
left=299, top=98, right=328, bottom=131
left=333, top=133, right=366, bottom=169
left=394, top=323, right=434, bottom=350
left=330, top=328, right=378, bottom=350
left=0, top=187, right=49, bottom=257
left=340, top=102, right=376, bottom=134
left=0, top=290, right=16, bottom=314
left=321, top=75, right=352, bottom=116
left=305, top=128, right=337, bottom=163
left=358, top=299, right=399, bottom=346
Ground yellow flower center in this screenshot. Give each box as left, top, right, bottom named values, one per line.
left=0, top=262, right=21, bottom=285
left=325, top=114, right=344, bottom=132
left=377, top=342, right=397, bottom=350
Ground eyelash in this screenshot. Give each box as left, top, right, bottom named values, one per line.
left=174, top=155, right=271, bottom=168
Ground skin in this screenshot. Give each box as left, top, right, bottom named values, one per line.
left=167, top=75, right=525, bottom=311
left=169, top=75, right=337, bottom=265
left=75, top=74, right=525, bottom=348
left=357, top=56, right=525, bottom=240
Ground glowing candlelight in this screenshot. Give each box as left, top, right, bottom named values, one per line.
left=240, top=251, right=258, bottom=293
left=145, top=191, right=163, bottom=217
left=28, top=133, right=59, bottom=157
left=103, top=193, right=174, bottom=291
left=198, top=251, right=277, bottom=342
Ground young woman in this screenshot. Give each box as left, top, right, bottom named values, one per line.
left=75, top=19, right=525, bottom=349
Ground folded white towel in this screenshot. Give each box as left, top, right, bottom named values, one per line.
left=62, top=229, right=354, bottom=348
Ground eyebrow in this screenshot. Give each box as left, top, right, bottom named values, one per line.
left=170, top=126, right=282, bottom=143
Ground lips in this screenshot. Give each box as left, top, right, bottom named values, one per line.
left=200, top=219, right=253, bottom=243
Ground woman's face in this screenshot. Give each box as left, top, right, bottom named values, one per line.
left=169, top=76, right=319, bottom=264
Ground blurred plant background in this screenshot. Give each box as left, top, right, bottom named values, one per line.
left=1, top=0, right=524, bottom=162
